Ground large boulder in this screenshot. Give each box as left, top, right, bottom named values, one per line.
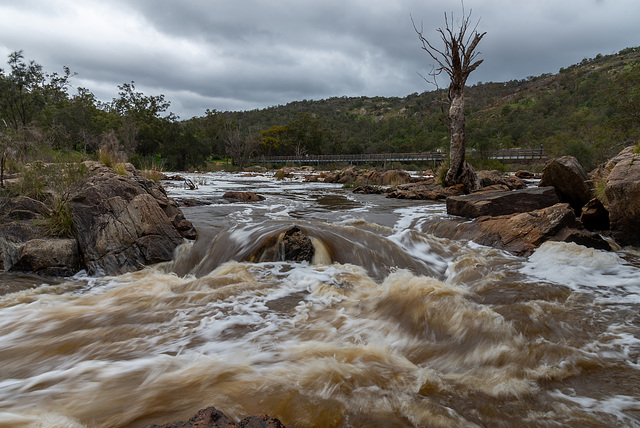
left=446, top=187, right=560, bottom=218
left=539, top=156, right=593, bottom=214
left=604, top=146, right=640, bottom=247
left=455, top=203, right=611, bottom=256
left=150, top=406, right=285, bottom=428
left=67, top=162, right=196, bottom=275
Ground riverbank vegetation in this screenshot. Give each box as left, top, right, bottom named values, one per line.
left=1, top=47, right=639, bottom=176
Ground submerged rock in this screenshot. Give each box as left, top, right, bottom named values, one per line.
left=222, top=191, right=265, bottom=202
left=248, top=226, right=315, bottom=263
left=446, top=187, right=560, bottom=218
left=150, top=406, right=285, bottom=428
left=456, top=203, right=610, bottom=256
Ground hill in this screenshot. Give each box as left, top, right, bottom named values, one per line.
left=220, top=46, right=640, bottom=170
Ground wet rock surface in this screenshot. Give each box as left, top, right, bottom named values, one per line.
left=248, top=226, right=315, bottom=263
left=455, top=203, right=611, bottom=256
left=150, top=406, right=285, bottom=428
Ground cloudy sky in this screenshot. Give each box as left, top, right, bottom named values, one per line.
left=1, top=0, right=638, bottom=119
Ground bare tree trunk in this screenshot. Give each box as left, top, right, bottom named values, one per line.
left=444, top=88, right=480, bottom=192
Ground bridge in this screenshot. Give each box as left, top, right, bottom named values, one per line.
left=250, top=148, right=547, bottom=166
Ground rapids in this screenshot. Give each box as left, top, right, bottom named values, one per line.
left=1, top=171, right=639, bottom=427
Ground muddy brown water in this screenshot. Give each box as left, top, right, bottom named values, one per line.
left=1, top=172, right=639, bottom=427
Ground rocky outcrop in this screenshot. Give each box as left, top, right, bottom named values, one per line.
left=222, top=191, right=266, bottom=203
left=604, top=146, right=640, bottom=247
left=66, top=162, right=196, bottom=275
left=446, top=187, right=560, bottom=218
left=455, top=203, right=611, bottom=256
left=1, top=162, right=196, bottom=277
left=151, top=406, right=285, bottom=428
left=539, top=156, right=594, bottom=214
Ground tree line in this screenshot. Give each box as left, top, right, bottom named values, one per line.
left=1, top=47, right=639, bottom=173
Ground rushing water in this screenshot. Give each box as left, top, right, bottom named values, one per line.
left=1, top=171, right=640, bottom=428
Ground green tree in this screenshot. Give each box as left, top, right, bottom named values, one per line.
left=109, top=81, right=173, bottom=156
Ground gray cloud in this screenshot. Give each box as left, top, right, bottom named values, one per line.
left=0, top=0, right=638, bottom=118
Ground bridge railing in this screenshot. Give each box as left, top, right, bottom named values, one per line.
left=250, top=149, right=546, bottom=165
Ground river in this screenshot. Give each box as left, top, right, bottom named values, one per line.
left=1, top=170, right=639, bottom=427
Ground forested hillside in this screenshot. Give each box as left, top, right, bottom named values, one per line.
left=221, top=47, right=640, bottom=170
left=1, top=47, right=638, bottom=172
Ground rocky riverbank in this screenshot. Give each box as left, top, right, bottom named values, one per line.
left=326, top=146, right=639, bottom=253
left=0, top=161, right=196, bottom=276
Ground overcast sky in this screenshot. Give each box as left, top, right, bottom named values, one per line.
left=1, top=0, right=638, bottom=119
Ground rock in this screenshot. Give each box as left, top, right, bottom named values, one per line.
left=539, top=156, right=594, bottom=214
left=0, top=222, right=42, bottom=271
left=67, top=162, right=196, bottom=276
left=477, top=170, right=527, bottom=190
left=353, top=185, right=388, bottom=195
left=281, top=226, right=314, bottom=262
left=0, top=196, right=51, bottom=220
left=446, top=187, right=560, bottom=218
left=323, top=167, right=360, bottom=184
left=604, top=146, right=640, bottom=246
left=515, top=170, right=536, bottom=179
left=151, top=406, right=285, bottom=428
left=248, top=226, right=315, bottom=263
left=456, top=203, right=611, bottom=256
left=274, top=168, right=293, bottom=180
left=9, top=238, right=81, bottom=277
left=385, top=179, right=464, bottom=200
left=580, top=198, right=610, bottom=231
left=222, top=191, right=265, bottom=202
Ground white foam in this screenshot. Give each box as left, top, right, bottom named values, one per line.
left=521, top=242, right=640, bottom=303
left=550, top=389, right=640, bottom=426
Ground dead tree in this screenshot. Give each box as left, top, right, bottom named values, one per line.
left=413, top=8, right=485, bottom=192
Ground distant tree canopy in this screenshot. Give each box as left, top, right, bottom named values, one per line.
left=1, top=47, right=639, bottom=172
